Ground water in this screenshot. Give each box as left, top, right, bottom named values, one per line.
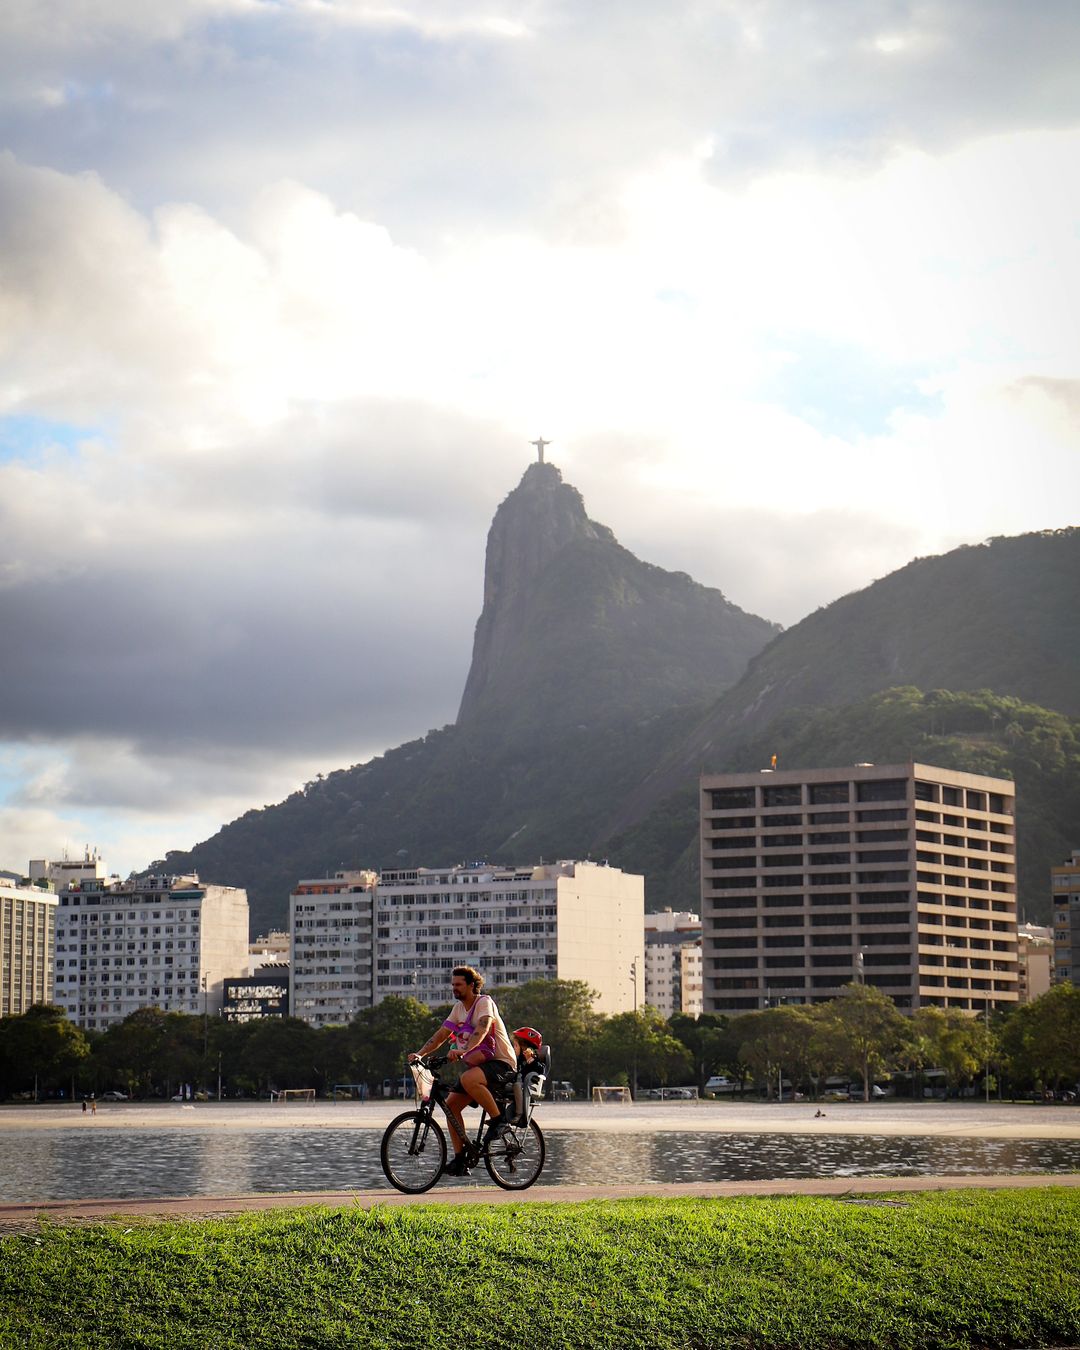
left=3, top=1130, right=1080, bottom=1203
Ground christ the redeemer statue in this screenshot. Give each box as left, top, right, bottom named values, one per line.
left=530, top=437, right=551, bottom=464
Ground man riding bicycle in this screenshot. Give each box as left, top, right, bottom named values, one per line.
left=409, top=965, right=517, bottom=1175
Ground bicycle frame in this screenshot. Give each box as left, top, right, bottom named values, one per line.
left=411, top=1054, right=493, bottom=1165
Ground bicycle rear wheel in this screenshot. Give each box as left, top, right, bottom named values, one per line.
left=381, top=1110, right=447, bottom=1193
left=483, top=1120, right=545, bottom=1190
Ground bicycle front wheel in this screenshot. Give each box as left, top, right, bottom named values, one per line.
left=483, top=1120, right=545, bottom=1190
left=381, top=1110, right=447, bottom=1193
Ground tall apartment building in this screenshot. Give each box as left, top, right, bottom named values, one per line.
left=375, top=861, right=644, bottom=1014
left=644, top=910, right=703, bottom=1017
left=0, top=877, right=58, bottom=1016
left=52, top=864, right=249, bottom=1031
left=1052, top=850, right=1080, bottom=985
left=700, top=762, right=1019, bottom=1015
left=289, top=871, right=377, bottom=1027
left=288, top=860, right=644, bottom=1026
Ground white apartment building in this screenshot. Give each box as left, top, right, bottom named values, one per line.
left=375, top=860, right=644, bottom=1013
left=644, top=910, right=703, bottom=1017
left=0, top=877, right=57, bottom=1016
left=51, top=862, right=249, bottom=1031
left=289, top=871, right=377, bottom=1027
left=700, top=762, right=1019, bottom=1015
left=287, top=860, right=644, bottom=1026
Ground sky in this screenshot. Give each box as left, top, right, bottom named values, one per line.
left=1, top=0, right=1079, bottom=879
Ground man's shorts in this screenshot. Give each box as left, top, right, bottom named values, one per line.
left=479, top=1059, right=517, bottom=1096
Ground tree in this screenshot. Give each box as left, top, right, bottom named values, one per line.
left=815, top=985, right=909, bottom=1100
left=733, top=1006, right=818, bottom=1098
left=668, top=1012, right=732, bottom=1088
left=911, top=1007, right=994, bottom=1095
left=596, top=1008, right=690, bottom=1094
left=490, top=979, right=602, bottom=1089
left=350, top=996, right=439, bottom=1088
left=0, top=1005, right=89, bottom=1099
left=1000, top=984, right=1080, bottom=1091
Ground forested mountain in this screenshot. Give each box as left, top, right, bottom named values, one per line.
left=599, top=528, right=1080, bottom=842
left=157, top=461, right=1079, bottom=936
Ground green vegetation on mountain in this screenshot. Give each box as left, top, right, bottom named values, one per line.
left=600, top=528, right=1080, bottom=839
left=607, top=687, right=1080, bottom=922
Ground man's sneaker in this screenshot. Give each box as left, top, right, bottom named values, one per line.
left=484, top=1120, right=509, bottom=1145
left=443, top=1155, right=471, bottom=1176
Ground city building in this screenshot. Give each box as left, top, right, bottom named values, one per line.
left=375, top=860, right=643, bottom=1014
left=1052, top=850, right=1080, bottom=985
left=289, top=871, right=377, bottom=1027
left=644, top=909, right=703, bottom=1017
left=1016, top=922, right=1053, bottom=1002
left=222, top=967, right=290, bottom=1022
left=51, top=862, right=249, bottom=1030
left=0, top=876, right=58, bottom=1016
left=249, top=930, right=290, bottom=974
left=288, top=860, right=644, bottom=1027
left=700, top=762, right=1019, bottom=1015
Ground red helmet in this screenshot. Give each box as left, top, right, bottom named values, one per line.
left=513, top=1026, right=543, bottom=1050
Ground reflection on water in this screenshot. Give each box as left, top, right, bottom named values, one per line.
left=3, top=1130, right=1079, bottom=1203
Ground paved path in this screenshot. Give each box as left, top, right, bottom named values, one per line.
left=2, top=1173, right=1079, bottom=1232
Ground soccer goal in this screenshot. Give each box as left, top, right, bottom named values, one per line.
left=271, top=1088, right=316, bottom=1104
left=591, top=1085, right=631, bottom=1104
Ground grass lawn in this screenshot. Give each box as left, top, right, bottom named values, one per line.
left=2, top=1188, right=1079, bottom=1349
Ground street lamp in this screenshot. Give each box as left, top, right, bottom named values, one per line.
left=628, top=957, right=640, bottom=1100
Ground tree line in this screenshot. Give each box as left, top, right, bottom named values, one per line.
left=1, top=979, right=1078, bottom=1102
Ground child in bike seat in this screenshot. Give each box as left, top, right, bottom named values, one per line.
left=510, top=1026, right=548, bottom=1125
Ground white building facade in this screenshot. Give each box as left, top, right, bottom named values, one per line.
left=289, top=871, right=377, bottom=1027
left=374, top=860, right=644, bottom=1014
left=287, top=859, right=645, bottom=1025
left=52, top=865, right=249, bottom=1031
left=644, top=910, right=703, bottom=1017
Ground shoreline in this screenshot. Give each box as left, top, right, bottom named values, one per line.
left=4, top=1099, right=1080, bottom=1139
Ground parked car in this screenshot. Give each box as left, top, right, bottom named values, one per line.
left=100, top=1091, right=128, bottom=1101
left=550, top=1081, right=574, bottom=1101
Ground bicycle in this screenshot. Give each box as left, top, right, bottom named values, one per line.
left=380, top=1052, right=547, bottom=1194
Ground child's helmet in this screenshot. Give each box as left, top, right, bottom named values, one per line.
left=513, top=1026, right=543, bottom=1050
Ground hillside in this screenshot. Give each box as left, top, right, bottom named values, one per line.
left=599, top=528, right=1080, bottom=841
left=605, top=687, right=1080, bottom=923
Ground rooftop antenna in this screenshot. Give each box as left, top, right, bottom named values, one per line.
left=530, top=436, right=551, bottom=465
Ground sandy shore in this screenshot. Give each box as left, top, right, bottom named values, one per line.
left=4, top=1099, right=1080, bottom=1139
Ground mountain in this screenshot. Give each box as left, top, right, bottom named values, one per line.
left=457, top=462, right=779, bottom=734
left=159, top=463, right=1079, bottom=934
left=599, top=528, right=1080, bottom=842
left=159, top=462, right=778, bottom=933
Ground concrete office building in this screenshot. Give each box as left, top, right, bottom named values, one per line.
left=1052, top=851, right=1080, bottom=986
left=289, top=871, right=377, bottom=1027
left=700, top=762, right=1019, bottom=1015
left=52, top=864, right=249, bottom=1030
left=0, top=877, right=58, bottom=1016
left=644, top=910, right=703, bottom=1017
left=376, top=860, right=644, bottom=1014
